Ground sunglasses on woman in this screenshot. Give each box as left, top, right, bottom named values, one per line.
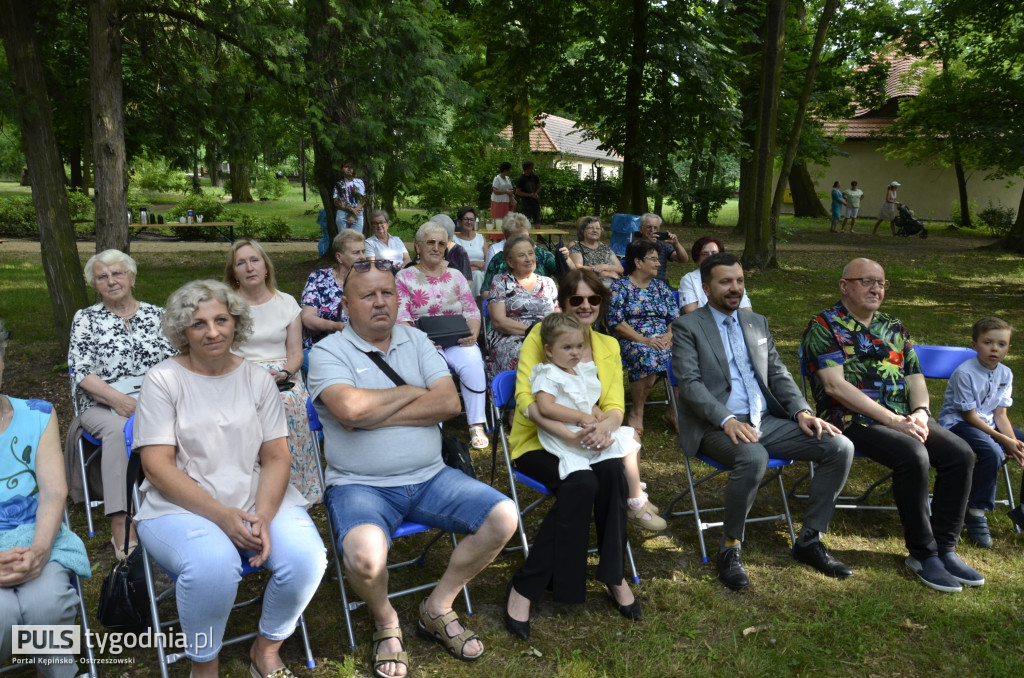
left=568, top=294, right=603, bottom=307
left=343, top=258, right=395, bottom=285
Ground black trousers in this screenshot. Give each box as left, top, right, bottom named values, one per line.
left=845, top=420, right=974, bottom=561
left=511, top=450, right=627, bottom=604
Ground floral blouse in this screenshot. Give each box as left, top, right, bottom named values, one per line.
left=396, top=266, right=480, bottom=322
left=68, top=302, right=177, bottom=411
left=300, top=267, right=348, bottom=349
left=800, top=301, right=922, bottom=429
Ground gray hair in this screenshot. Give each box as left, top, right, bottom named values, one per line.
left=429, top=214, right=456, bottom=241
left=416, top=221, right=449, bottom=244
left=576, top=215, right=601, bottom=241
left=504, top=234, right=534, bottom=260
left=0, top=318, right=7, bottom=359
left=83, top=249, right=138, bottom=288
left=641, top=212, right=662, bottom=228
left=501, top=212, right=531, bottom=238
left=332, top=229, right=365, bottom=256
left=161, top=280, right=253, bottom=354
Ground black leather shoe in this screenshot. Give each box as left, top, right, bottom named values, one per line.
left=504, top=580, right=530, bottom=640
left=717, top=547, right=750, bottom=590
left=606, top=585, right=642, bottom=621
left=792, top=540, right=853, bottom=578
left=1007, top=505, right=1024, bottom=532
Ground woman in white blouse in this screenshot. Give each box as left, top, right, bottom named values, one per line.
left=363, top=209, right=411, bottom=270
left=225, top=240, right=321, bottom=503
left=454, top=205, right=487, bottom=297
left=67, top=249, right=176, bottom=559
left=134, top=280, right=326, bottom=678
left=490, top=161, right=517, bottom=220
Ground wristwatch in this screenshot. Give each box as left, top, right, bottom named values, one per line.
left=911, top=406, right=931, bottom=417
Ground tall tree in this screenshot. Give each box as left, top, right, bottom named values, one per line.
left=738, top=0, right=787, bottom=270
left=0, top=0, right=89, bottom=352
left=89, top=0, right=128, bottom=251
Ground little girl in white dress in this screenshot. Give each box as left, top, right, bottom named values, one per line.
left=530, top=313, right=664, bottom=528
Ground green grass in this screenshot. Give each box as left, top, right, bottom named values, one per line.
left=2, top=217, right=1024, bottom=676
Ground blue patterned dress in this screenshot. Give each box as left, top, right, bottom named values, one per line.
left=607, top=276, right=678, bottom=381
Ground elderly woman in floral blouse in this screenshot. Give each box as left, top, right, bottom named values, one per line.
left=396, top=221, right=489, bottom=450
left=300, top=229, right=366, bottom=350
left=68, top=249, right=176, bottom=559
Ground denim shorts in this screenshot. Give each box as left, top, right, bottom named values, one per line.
left=324, top=466, right=510, bottom=548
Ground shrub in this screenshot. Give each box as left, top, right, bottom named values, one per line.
left=131, top=153, right=189, bottom=194
left=978, top=202, right=1016, bottom=237
left=950, top=199, right=978, bottom=229
left=253, top=166, right=288, bottom=201
left=0, top=189, right=97, bottom=238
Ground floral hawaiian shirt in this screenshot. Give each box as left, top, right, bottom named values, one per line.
left=800, top=301, right=922, bottom=428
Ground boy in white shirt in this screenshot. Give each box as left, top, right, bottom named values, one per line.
left=938, top=316, right=1024, bottom=547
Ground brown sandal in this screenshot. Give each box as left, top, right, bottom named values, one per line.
left=416, top=599, right=483, bottom=662
left=371, top=627, right=408, bottom=678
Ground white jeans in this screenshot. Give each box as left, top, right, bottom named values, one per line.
left=439, top=344, right=486, bottom=425
left=136, top=506, right=326, bottom=662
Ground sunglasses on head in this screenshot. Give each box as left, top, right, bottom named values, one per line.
left=343, top=259, right=395, bottom=285
left=568, top=294, right=603, bottom=307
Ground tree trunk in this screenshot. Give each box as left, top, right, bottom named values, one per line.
left=206, top=145, right=223, bottom=188
left=740, top=0, right=787, bottom=271
left=510, top=104, right=532, bottom=153
left=953, top=157, right=971, bottom=229
left=619, top=0, right=648, bottom=214
left=89, top=0, right=129, bottom=253
left=0, top=1, right=89, bottom=353
left=81, top=111, right=92, bottom=193
left=770, top=0, right=839, bottom=224
left=789, top=158, right=828, bottom=217
left=683, top=149, right=700, bottom=224
left=229, top=156, right=253, bottom=202
left=69, top=145, right=82, bottom=191
left=999, top=185, right=1024, bottom=253
left=695, top=140, right=719, bottom=226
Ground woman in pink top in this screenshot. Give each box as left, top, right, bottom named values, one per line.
left=396, top=221, right=489, bottom=450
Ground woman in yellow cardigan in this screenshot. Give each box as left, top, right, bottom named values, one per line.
left=503, top=269, right=654, bottom=641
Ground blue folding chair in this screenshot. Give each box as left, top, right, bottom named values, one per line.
left=68, top=370, right=104, bottom=537
left=306, top=399, right=472, bottom=650
left=489, top=370, right=641, bottom=583
left=123, top=416, right=316, bottom=677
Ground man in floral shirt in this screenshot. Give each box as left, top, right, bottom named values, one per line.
left=800, top=258, right=980, bottom=593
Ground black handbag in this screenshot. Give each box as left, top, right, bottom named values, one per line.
left=363, top=350, right=477, bottom=479
left=97, top=453, right=152, bottom=631
left=416, top=315, right=471, bottom=348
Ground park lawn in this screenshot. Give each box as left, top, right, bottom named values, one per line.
left=1, top=218, right=1023, bottom=677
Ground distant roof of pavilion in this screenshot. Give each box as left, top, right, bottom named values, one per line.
left=823, top=51, right=931, bottom=140
left=499, top=114, right=624, bottom=162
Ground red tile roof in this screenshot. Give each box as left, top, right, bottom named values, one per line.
left=499, top=114, right=623, bottom=161
left=825, top=51, right=932, bottom=139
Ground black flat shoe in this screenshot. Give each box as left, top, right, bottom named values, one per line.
left=605, top=584, right=642, bottom=621
left=792, top=540, right=853, bottom=579
left=717, top=547, right=750, bottom=590
left=504, top=580, right=530, bottom=640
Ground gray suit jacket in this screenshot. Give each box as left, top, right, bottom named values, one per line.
left=671, top=305, right=810, bottom=456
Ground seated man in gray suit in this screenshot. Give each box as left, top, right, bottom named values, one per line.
left=671, top=252, right=855, bottom=590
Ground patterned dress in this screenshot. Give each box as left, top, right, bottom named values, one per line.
left=486, top=273, right=558, bottom=376
left=300, top=267, right=347, bottom=350
left=68, top=302, right=177, bottom=410
left=568, top=241, right=618, bottom=287
left=607, top=276, right=677, bottom=381
left=235, top=292, right=322, bottom=503
left=800, top=301, right=922, bottom=429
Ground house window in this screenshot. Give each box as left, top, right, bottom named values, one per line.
left=578, top=163, right=583, bottom=177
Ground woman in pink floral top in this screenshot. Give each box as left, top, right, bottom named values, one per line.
left=396, top=222, right=489, bottom=449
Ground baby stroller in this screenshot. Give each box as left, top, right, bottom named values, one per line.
left=894, top=204, right=928, bottom=238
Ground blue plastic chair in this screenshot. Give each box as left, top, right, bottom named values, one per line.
left=123, top=416, right=316, bottom=676
left=489, top=370, right=641, bottom=583
left=306, top=399, right=472, bottom=650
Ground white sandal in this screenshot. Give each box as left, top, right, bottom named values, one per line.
left=469, top=425, right=489, bottom=450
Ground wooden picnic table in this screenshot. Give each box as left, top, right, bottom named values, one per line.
left=72, top=218, right=241, bottom=243
left=478, top=226, right=568, bottom=250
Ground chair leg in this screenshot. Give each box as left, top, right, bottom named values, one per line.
left=297, top=614, right=316, bottom=669
left=1002, top=462, right=1021, bottom=535
left=685, top=457, right=710, bottom=563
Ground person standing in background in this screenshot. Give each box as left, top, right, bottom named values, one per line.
left=334, top=161, right=365, bottom=232
left=516, top=160, right=542, bottom=224
left=840, top=181, right=864, bottom=233
left=491, top=162, right=517, bottom=221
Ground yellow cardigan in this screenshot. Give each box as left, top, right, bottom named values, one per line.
left=508, top=327, right=626, bottom=461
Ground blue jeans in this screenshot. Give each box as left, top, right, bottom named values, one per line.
left=136, top=506, right=326, bottom=662
left=950, top=422, right=1024, bottom=511
left=324, top=466, right=510, bottom=549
